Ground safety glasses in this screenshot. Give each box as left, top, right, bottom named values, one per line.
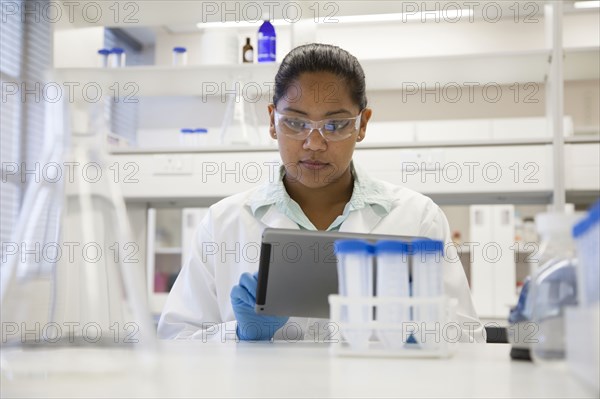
left=274, top=110, right=363, bottom=142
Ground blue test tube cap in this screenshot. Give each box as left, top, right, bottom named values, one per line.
left=589, top=199, right=600, bottom=220
left=573, top=199, right=600, bottom=238
left=334, top=240, right=372, bottom=255
left=97, top=48, right=110, bottom=55
left=180, top=128, right=194, bottom=133
left=374, top=240, right=410, bottom=254
left=412, top=239, right=444, bottom=255
left=194, top=128, right=208, bottom=133
left=111, top=47, right=125, bottom=54
left=572, top=217, right=591, bottom=238
left=173, top=47, right=187, bottom=53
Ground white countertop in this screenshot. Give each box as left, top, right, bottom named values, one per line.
left=1, top=342, right=596, bottom=398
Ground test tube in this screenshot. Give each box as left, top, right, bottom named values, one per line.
left=97, top=49, right=110, bottom=68
left=334, top=240, right=373, bottom=351
left=109, top=47, right=126, bottom=68
left=411, top=239, right=444, bottom=347
left=172, top=47, right=188, bottom=66
left=375, top=240, right=410, bottom=349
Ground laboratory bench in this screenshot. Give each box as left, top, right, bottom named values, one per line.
left=1, top=342, right=596, bottom=398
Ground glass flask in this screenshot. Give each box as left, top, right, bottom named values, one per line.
left=529, top=212, right=581, bottom=365
left=1, top=99, right=156, bottom=377
left=220, top=75, right=260, bottom=146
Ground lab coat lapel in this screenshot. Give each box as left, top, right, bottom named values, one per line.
left=259, top=205, right=300, bottom=230
left=339, top=205, right=382, bottom=233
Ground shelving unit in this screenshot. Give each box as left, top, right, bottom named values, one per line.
left=54, top=47, right=599, bottom=97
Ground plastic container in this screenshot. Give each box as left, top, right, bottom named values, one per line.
left=257, top=18, right=276, bottom=62
left=529, top=212, right=581, bottom=365
left=109, top=47, right=126, bottom=68
left=172, top=47, right=188, bottom=66
left=194, top=128, right=209, bottom=146
left=333, top=240, right=373, bottom=351
left=179, top=128, right=194, bottom=146
left=572, top=200, right=600, bottom=306
left=220, top=76, right=260, bottom=145
left=97, top=48, right=110, bottom=67
left=565, top=303, right=600, bottom=393
left=375, top=240, right=410, bottom=349
left=412, top=239, right=444, bottom=348
left=180, top=128, right=210, bottom=147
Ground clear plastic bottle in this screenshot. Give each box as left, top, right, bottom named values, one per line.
left=109, top=47, right=126, bottom=67
left=529, top=212, right=581, bottom=365
left=97, top=48, right=110, bottom=67
left=334, top=240, right=373, bottom=351
left=179, top=128, right=194, bottom=146
left=412, top=239, right=444, bottom=348
left=194, top=128, right=209, bottom=146
left=375, top=240, right=410, bottom=349
left=172, top=47, right=188, bottom=66
left=573, top=201, right=600, bottom=306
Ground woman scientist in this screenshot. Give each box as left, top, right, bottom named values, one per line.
left=158, top=43, right=485, bottom=343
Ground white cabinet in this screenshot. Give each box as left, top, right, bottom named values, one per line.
left=469, top=205, right=517, bottom=319
left=146, top=207, right=208, bottom=315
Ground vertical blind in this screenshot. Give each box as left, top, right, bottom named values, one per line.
left=0, top=0, right=52, bottom=248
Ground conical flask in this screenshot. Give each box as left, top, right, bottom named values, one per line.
left=220, top=75, right=260, bottom=145
left=1, top=98, right=157, bottom=376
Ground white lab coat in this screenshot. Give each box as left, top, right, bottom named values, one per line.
left=158, top=173, right=486, bottom=343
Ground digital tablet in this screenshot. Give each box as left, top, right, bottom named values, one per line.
left=255, top=228, right=416, bottom=319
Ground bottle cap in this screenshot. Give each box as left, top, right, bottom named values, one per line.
left=173, top=47, right=187, bottom=53
left=334, top=240, right=372, bottom=255
left=97, top=49, right=110, bottom=55
left=194, top=128, right=208, bottom=134
left=111, top=47, right=125, bottom=54
left=180, top=128, right=194, bottom=133
left=375, top=240, right=410, bottom=254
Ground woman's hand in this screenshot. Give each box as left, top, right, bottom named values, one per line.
left=230, top=272, right=289, bottom=340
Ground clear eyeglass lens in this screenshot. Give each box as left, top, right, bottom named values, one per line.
left=276, top=113, right=360, bottom=142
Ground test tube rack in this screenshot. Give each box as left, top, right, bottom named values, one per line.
left=328, top=295, right=458, bottom=358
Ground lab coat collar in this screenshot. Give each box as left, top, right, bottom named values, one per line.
left=246, top=161, right=393, bottom=231
left=258, top=203, right=300, bottom=229
left=338, top=203, right=384, bottom=233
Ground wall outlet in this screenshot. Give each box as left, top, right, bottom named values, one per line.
left=153, top=155, right=193, bottom=175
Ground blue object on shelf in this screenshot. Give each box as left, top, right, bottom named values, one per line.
left=257, top=19, right=276, bottom=62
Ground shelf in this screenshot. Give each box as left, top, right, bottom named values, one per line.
left=110, top=135, right=600, bottom=154
left=53, top=63, right=280, bottom=97
left=54, top=47, right=599, bottom=98
left=155, top=247, right=182, bottom=255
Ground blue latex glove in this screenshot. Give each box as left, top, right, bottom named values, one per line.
left=230, top=272, right=289, bottom=341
